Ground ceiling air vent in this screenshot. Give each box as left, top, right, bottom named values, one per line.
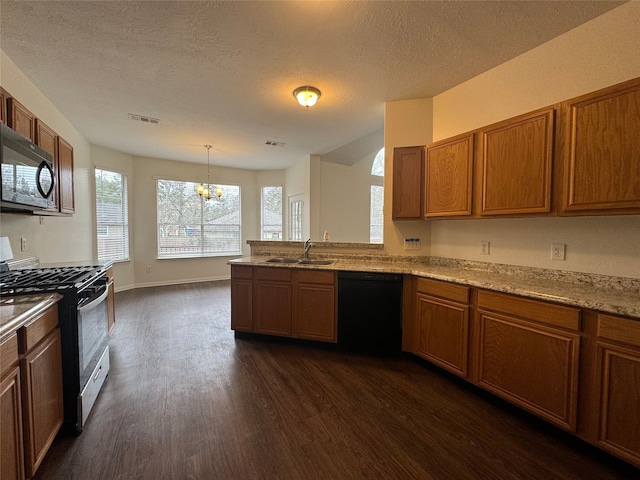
left=265, top=140, right=286, bottom=147
left=128, top=113, right=160, bottom=124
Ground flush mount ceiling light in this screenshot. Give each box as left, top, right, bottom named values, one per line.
left=195, top=145, right=223, bottom=200
left=293, top=86, right=321, bottom=107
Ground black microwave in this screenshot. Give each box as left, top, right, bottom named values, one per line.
left=0, top=122, right=55, bottom=211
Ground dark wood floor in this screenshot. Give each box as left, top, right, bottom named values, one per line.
left=33, top=281, right=638, bottom=480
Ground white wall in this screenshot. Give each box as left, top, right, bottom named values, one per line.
left=320, top=154, right=378, bottom=243
left=385, top=2, right=640, bottom=279
left=0, top=50, right=93, bottom=264
left=432, top=2, right=640, bottom=140
left=384, top=98, right=433, bottom=256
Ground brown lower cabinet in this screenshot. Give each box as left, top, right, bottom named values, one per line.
left=231, top=265, right=336, bottom=343
left=1, top=301, right=63, bottom=480
left=1, top=333, right=24, bottom=480
left=294, top=270, right=336, bottom=342
left=474, top=290, right=581, bottom=432
left=254, top=267, right=293, bottom=336
left=405, top=277, right=640, bottom=468
left=415, top=278, right=470, bottom=378
left=230, top=266, right=253, bottom=332
left=594, top=313, right=640, bottom=466
left=20, top=327, right=63, bottom=478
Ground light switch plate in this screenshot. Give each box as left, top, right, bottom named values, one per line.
left=404, top=238, right=421, bottom=250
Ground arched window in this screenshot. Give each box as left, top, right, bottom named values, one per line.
left=371, top=148, right=384, bottom=176
left=370, top=148, right=384, bottom=243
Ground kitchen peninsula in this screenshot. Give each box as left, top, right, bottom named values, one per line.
left=230, top=242, right=640, bottom=469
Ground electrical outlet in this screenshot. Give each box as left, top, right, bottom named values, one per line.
left=480, top=240, right=490, bottom=255
left=551, top=243, right=566, bottom=261
left=146, top=265, right=152, bottom=273
left=21, top=237, right=27, bottom=251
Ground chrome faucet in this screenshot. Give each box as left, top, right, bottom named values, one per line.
left=303, top=238, right=316, bottom=259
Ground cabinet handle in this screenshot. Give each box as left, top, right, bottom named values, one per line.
left=93, top=365, right=102, bottom=382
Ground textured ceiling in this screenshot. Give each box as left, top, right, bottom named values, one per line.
left=0, top=1, right=624, bottom=169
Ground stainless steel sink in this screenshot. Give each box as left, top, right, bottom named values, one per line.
left=264, top=257, right=300, bottom=264
left=263, top=257, right=335, bottom=266
left=297, top=259, right=335, bottom=265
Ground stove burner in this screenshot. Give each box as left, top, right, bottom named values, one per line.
left=0, top=266, right=104, bottom=295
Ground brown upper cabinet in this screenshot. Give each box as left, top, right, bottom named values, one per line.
left=2, top=88, right=76, bottom=216
left=57, top=136, right=75, bottom=214
left=7, top=97, right=36, bottom=141
left=35, top=119, right=60, bottom=213
left=0, top=87, right=7, bottom=124
left=392, top=146, right=424, bottom=220
left=561, top=77, right=640, bottom=215
left=424, top=133, right=474, bottom=218
left=478, top=108, right=555, bottom=216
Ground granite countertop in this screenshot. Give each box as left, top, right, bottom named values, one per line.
left=0, top=293, right=62, bottom=343
left=229, top=256, right=640, bottom=320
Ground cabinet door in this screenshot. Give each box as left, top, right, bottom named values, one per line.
left=416, top=293, right=469, bottom=377
left=57, top=136, right=75, bottom=214
left=392, top=146, right=424, bottom=219
left=231, top=279, right=253, bottom=332
left=596, top=342, right=640, bottom=466
left=1, top=366, right=25, bottom=480
left=479, top=108, right=554, bottom=215
left=7, top=97, right=35, bottom=141
left=231, top=266, right=253, bottom=332
left=563, top=78, right=640, bottom=213
left=476, top=311, right=580, bottom=431
left=594, top=313, right=640, bottom=466
left=295, top=270, right=336, bottom=342
left=0, top=87, right=6, bottom=124
left=35, top=119, right=59, bottom=212
left=254, top=268, right=292, bottom=337
left=424, top=133, right=474, bottom=217
left=21, top=328, right=64, bottom=478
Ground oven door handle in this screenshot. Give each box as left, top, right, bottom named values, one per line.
left=78, top=286, right=109, bottom=315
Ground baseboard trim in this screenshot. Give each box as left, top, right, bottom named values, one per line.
left=114, top=276, right=230, bottom=293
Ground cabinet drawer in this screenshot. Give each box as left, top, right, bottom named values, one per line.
left=18, top=305, right=59, bottom=353
left=477, top=290, right=580, bottom=331
left=417, top=278, right=469, bottom=303
left=1, top=333, right=19, bottom=376
left=255, top=267, right=292, bottom=282
left=297, top=269, right=335, bottom=285
left=231, top=265, right=253, bottom=280
left=597, top=314, right=640, bottom=348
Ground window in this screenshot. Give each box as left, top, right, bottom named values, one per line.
left=157, top=179, right=241, bottom=258
left=370, top=185, right=384, bottom=244
left=95, top=168, right=129, bottom=262
left=261, top=186, right=283, bottom=240
left=371, top=149, right=384, bottom=177
left=288, top=194, right=304, bottom=241
left=370, top=148, right=384, bottom=243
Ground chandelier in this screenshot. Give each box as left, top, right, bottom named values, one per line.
left=195, top=145, right=222, bottom=199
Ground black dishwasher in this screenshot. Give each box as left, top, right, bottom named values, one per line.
left=337, top=271, right=403, bottom=354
